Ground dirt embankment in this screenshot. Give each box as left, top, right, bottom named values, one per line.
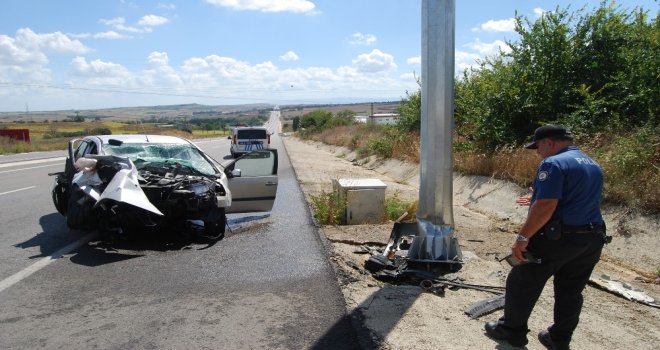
left=282, top=135, right=660, bottom=350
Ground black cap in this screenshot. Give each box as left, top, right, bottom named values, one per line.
left=525, top=124, right=573, bottom=149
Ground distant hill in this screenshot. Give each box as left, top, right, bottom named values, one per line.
left=279, top=101, right=400, bottom=119
left=0, top=101, right=401, bottom=123
left=0, top=103, right=273, bottom=123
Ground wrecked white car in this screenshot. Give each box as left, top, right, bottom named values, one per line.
left=49, top=135, right=278, bottom=239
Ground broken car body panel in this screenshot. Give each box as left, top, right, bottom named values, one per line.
left=50, top=134, right=278, bottom=237
left=94, top=160, right=164, bottom=216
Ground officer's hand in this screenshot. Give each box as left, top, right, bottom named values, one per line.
left=516, top=195, right=531, bottom=206
left=511, top=240, right=528, bottom=262
left=515, top=187, right=533, bottom=206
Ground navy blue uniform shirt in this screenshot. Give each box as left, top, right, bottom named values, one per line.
left=531, top=146, right=604, bottom=225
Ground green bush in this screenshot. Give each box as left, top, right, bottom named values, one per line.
left=367, top=137, right=393, bottom=158
left=310, top=191, right=344, bottom=225
left=454, top=2, right=658, bottom=152
left=384, top=194, right=416, bottom=222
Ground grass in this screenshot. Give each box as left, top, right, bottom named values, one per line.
left=310, top=190, right=416, bottom=225
left=0, top=121, right=230, bottom=155
left=385, top=193, right=417, bottom=222
left=309, top=191, right=343, bottom=225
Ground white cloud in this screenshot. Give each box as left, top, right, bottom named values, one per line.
left=455, top=50, right=482, bottom=73
left=404, top=52, right=482, bottom=75
left=534, top=7, right=546, bottom=17
left=476, top=18, right=516, bottom=32
left=94, top=31, right=127, bottom=39
left=399, top=72, right=418, bottom=82
left=205, top=0, right=317, bottom=13
left=147, top=51, right=169, bottom=67
left=407, top=56, right=421, bottom=65
left=6, top=46, right=414, bottom=110
left=14, top=28, right=90, bottom=54
left=100, top=17, right=143, bottom=33
left=70, top=56, right=130, bottom=77
left=466, top=39, right=511, bottom=56
left=352, top=49, right=397, bottom=73
left=0, top=28, right=94, bottom=88
left=69, top=31, right=130, bottom=40
left=100, top=15, right=168, bottom=34
left=349, top=32, right=377, bottom=46
left=0, top=34, right=46, bottom=66
left=137, top=15, right=169, bottom=27
left=0, top=28, right=89, bottom=75
left=157, top=3, right=177, bottom=10
left=141, top=52, right=182, bottom=86
left=280, top=51, right=299, bottom=61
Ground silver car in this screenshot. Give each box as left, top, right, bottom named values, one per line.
left=49, top=134, right=278, bottom=239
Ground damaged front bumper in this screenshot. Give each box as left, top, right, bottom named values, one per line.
left=60, top=155, right=228, bottom=238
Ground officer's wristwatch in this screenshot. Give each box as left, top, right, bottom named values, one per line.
left=516, top=234, right=528, bottom=242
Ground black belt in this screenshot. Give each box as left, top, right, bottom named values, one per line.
left=563, top=223, right=605, bottom=234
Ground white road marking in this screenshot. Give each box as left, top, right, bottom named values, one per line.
left=0, top=157, right=65, bottom=168
left=0, top=186, right=36, bottom=196
left=0, top=163, right=62, bottom=174
left=0, top=232, right=99, bottom=294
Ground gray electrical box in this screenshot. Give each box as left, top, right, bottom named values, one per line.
left=332, top=178, right=387, bottom=225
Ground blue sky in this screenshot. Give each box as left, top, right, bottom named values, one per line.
left=0, top=0, right=656, bottom=112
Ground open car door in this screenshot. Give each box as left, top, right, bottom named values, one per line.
left=49, top=138, right=85, bottom=215
left=224, top=149, right=278, bottom=213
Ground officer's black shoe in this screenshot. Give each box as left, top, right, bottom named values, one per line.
left=484, top=321, right=528, bottom=347
left=538, top=329, right=570, bottom=350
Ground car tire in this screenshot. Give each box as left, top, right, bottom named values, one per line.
left=203, top=207, right=226, bottom=240
left=66, top=185, right=98, bottom=230
left=52, top=176, right=70, bottom=216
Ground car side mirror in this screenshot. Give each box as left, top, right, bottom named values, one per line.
left=231, top=169, right=241, bottom=177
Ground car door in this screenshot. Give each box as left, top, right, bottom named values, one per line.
left=50, top=137, right=99, bottom=215
left=224, top=149, right=278, bottom=213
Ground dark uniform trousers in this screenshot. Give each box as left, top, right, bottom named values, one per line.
left=498, top=230, right=605, bottom=343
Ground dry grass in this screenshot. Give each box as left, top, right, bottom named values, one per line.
left=391, top=133, right=420, bottom=163
left=297, top=125, right=659, bottom=214
left=454, top=147, right=539, bottom=187
left=0, top=123, right=226, bottom=155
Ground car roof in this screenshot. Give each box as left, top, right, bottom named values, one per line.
left=93, top=134, right=192, bottom=145
left=233, top=126, right=267, bottom=130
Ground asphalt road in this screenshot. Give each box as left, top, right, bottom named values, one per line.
left=0, top=112, right=362, bottom=349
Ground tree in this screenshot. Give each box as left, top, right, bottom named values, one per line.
left=299, top=110, right=333, bottom=132
left=454, top=1, right=658, bottom=151
left=397, top=88, right=421, bottom=133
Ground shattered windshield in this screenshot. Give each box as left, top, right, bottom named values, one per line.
left=102, top=143, right=217, bottom=176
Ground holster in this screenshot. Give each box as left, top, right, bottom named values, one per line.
left=543, top=219, right=562, bottom=240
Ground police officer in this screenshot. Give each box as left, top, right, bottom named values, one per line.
left=484, top=125, right=607, bottom=349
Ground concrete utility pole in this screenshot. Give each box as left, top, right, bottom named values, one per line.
left=408, top=0, right=462, bottom=270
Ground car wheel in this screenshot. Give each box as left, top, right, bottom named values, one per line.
left=52, top=177, right=70, bottom=216
left=66, top=185, right=98, bottom=230
left=203, top=207, right=226, bottom=240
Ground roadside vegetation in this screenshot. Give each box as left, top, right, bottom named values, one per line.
left=297, top=2, right=659, bottom=215
left=310, top=190, right=418, bottom=225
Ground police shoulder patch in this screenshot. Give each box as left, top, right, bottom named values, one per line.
left=538, top=171, right=549, bottom=181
